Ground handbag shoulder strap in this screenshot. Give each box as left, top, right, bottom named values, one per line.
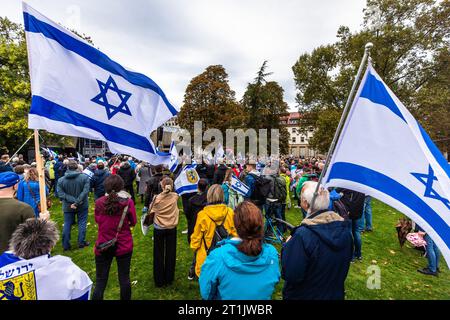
left=26, top=181, right=38, bottom=204
left=115, top=203, right=130, bottom=238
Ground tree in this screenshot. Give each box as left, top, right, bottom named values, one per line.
left=0, top=17, right=95, bottom=155
left=242, top=61, right=290, bottom=155
left=292, top=0, right=450, bottom=154
left=178, top=65, right=243, bottom=135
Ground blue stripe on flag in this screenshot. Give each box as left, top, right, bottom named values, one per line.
left=360, top=72, right=406, bottom=123
left=327, top=162, right=450, bottom=248
left=176, top=184, right=198, bottom=195
left=23, top=11, right=178, bottom=117
left=417, top=123, right=450, bottom=179
left=30, top=95, right=155, bottom=154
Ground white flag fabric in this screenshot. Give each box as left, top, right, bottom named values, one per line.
left=231, top=175, right=250, bottom=197
left=23, top=3, right=178, bottom=164
left=324, top=62, right=450, bottom=265
left=174, top=164, right=199, bottom=195
left=0, top=252, right=92, bottom=300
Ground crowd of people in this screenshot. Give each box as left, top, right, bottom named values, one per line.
left=0, top=151, right=441, bottom=300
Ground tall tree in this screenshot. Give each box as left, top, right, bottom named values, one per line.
left=242, top=61, right=290, bottom=155
left=292, top=0, right=449, bottom=154
left=178, top=65, right=243, bottom=135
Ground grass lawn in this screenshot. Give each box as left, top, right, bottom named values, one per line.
left=48, top=190, right=450, bottom=300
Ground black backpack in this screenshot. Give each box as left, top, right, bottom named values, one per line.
left=273, top=176, right=287, bottom=202
left=203, top=213, right=229, bottom=255
left=250, top=174, right=272, bottom=203
left=339, top=189, right=365, bottom=220
left=332, top=199, right=350, bottom=220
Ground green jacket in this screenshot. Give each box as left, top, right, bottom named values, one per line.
left=296, top=174, right=310, bottom=197
left=0, top=198, right=35, bottom=253
left=57, top=170, right=90, bottom=212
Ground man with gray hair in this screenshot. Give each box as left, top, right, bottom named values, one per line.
left=0, top=219, right=92, bottom=300
left=57, top=160, right=91, bottom=251
left=281, top=181, right=353, bottom=300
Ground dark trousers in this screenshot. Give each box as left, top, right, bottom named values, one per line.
left=153, top=227, right=177, bottom=287
left=125, top=185, right=135, bottom=203
left=92, top=251, right=132, bottom=300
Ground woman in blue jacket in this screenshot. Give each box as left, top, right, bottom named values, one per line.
left=199, top=201, right=280, bottom=300
left=17, top=167, right=48, bottom=217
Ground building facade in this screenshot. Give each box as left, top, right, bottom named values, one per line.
left=280, top=112, right=317, bottom=157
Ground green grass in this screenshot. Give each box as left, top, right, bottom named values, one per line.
left=48, top=191, right=450, bottom=300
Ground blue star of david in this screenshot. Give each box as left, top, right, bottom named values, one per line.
left=411, top=165, right=450, bottom=210
left=91, top=75, right=132, bottom=120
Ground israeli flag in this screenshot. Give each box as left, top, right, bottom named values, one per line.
left=168, top=140, right=179, bottom=172
left=231, top=175, right=250, bottom=197
left=23, top=3, right=178, bottom=165
left=324, top=62, right=450, bottom=265
left=174, top=164, right=199, bottom=195
left=0, top=252, right=92, bottom=300
left=42, top=147, right=57, bottom=158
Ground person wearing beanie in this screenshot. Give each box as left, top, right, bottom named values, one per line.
left=0, top=172, right=35, bottom=253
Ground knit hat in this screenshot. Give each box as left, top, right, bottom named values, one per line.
left=0, top=172, right=20, bottom=189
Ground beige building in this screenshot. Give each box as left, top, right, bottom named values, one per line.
left=280, top=112, right=317, bottom=157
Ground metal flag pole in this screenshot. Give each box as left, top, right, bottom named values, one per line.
left=309, top=42, right=373, bottom=213
left=33, top=129, right=49, bottom=219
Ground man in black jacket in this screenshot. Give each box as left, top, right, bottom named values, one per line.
left=186, top=178, right=209, bottom=280
left=144, top=165, right=164, bottom=210
left=57, top=160, right=91, bottom=251
left=281, top=181, right=353, bottom=300
left=90, top=162, right=110, bottom=200
left=213, top=159, right=228, bottom=185
left=117, top=161, right=136, bottom=203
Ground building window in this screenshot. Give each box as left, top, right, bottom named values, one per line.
left=301, top=136, right=305, bottom=143
left=292, top=137, right=296, bottom=143
left=309, top=126, right=314, bottom=132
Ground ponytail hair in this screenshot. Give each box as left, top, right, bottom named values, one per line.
left=160, top=176, right=173, bottom=193
left=104, top=175, right=125, bottom=215
left=233, top=201, right=264, bottom=256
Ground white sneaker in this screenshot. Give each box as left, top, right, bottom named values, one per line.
left=181, top=229, right=188, bottom=234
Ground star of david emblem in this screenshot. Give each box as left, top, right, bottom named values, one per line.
left=411, top=165, right=450, bottom=210
left=91, top=75, right=132, bottom=120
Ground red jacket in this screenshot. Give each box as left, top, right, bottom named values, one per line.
left=94, top=194, right=137, bottom=256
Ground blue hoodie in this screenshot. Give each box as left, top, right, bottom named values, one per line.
left=199, top=239, right=280, bottom=300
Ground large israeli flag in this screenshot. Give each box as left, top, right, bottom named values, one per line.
left=324, top=62, right=450, bottom=265
left=23, top=3, right=178, bottom=164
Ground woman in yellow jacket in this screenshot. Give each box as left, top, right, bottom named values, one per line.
left=190, top=184, right=237, bottom=277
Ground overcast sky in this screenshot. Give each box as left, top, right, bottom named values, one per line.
left=1, top=0, right=366, bottom=111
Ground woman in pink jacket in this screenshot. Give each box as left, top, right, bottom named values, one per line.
left=92, top=174, right=137, bottom=300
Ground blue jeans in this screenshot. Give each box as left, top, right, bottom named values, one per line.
left=63, top=208, right=88, bottom=250
left=424, top=233, right=440, bottom=272
left=361, top=196, right=373, bottom=230
left=352, top=217, right=364, bottom=258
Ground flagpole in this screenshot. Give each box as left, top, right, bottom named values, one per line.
left=309, top=42, right=373, bottom=212
left=33, top=129, right=49, bottom=219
